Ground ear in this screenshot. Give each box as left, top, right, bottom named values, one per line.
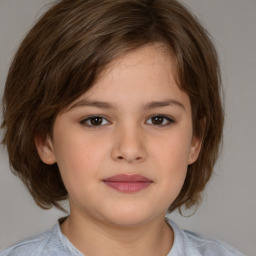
left=188, top=135, right=203, bottom=165
left=188, top=118, right=205, bottom=165
left=34, top=136, right=56, bottom=165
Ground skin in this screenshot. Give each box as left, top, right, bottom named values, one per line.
left=36, top=44, right=202, bottom=256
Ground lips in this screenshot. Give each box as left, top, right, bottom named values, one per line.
left=103, top=174, right=153, bottom=193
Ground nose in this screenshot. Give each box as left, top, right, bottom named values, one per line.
left=111, top=125, right=148, bottom=164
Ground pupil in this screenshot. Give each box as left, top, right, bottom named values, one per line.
left=152, top=116, right=163, bottom=125
left=91, top=117, right=102, bottom=126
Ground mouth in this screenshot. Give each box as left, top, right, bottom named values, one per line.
left=103, top=174, right=153, bottom=193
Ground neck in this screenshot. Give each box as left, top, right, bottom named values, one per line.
left=61, top=211, right=173, bottom=256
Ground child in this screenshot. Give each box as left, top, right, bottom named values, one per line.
left=0, top=0, right=245, bottom=255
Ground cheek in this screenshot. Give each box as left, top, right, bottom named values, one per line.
left=151, top=131, right=192, bottom=193
left=54, top=128, right=106, bottom=167
left=53, top=133, right=107, bottom=194
left=159, top=144, right=188, bottom=185
left=154, top=130, right=192, bottom=169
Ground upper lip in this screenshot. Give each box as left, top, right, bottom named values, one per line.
left=103, top=174, right=152, bottom=182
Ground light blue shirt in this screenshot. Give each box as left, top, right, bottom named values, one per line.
left=0, top=216, right=245, bottom=255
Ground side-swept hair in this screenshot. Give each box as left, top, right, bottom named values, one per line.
left=1, top=0, right=223, bottom=212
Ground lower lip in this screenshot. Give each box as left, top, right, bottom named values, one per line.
left=103, top=181, right=152, bottom=193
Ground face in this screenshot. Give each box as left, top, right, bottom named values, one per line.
left=36, top=44, right=202, bottom=227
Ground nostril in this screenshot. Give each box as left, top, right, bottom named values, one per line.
left=116, top=155, right=142, bottom=162
left=111, top=141, right=147, bottom=163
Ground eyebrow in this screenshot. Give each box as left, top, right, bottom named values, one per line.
left=69, top=100, right=114, bottom=110
left=68, top=99, right=185, bottom=111
left=143, top=99, right=185, bottom=111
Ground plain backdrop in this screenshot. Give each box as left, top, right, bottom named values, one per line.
left=0, top=0, right=255, bottom=255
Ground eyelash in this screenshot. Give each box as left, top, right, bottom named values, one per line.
left=147, top=114, right=175, bottom=126
left=80, top=114, right=175, bottom=128
left=80, top=115, right=110, bottom=128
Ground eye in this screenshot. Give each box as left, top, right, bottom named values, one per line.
left=146, top=115, right=174, bottom=126
left=80, top=115, right=110, bottom=128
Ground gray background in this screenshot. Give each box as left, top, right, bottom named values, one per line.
left=0, top=0, right=255, bottom=255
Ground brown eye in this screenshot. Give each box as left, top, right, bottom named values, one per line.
left=146, top=115, right=174, bottom=126
left=80, top=116, right=110, bottom=127
left=90, top=117, right=103, bottom=126
left=152, top=116, right=164, bottom=125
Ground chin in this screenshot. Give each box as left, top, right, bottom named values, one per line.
left=101, top=205, right=160, bottom=227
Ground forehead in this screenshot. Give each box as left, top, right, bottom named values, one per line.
left=87, top=45, right=183, bottom=97
left=97, top=43, right=173, bottom=82
left=64, top=45, right=191, bottom=119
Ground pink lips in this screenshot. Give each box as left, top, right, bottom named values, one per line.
left=103, top=174, right=153, bottom=193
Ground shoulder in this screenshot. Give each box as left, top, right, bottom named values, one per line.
left=0, top=225, right=66, bottom=256
left=181, top=229, right=245, bottom=256
left=166, top=218, right=245, bottom=256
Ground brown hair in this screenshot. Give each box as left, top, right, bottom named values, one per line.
left=1, top=0, right=223, bottom=213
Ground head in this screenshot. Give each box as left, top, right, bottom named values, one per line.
left=1, top=0, right=223, bottom=214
